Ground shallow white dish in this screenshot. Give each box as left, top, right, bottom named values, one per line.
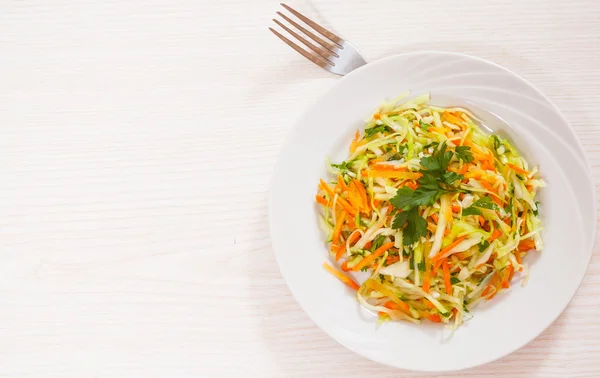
left=269, top=51, right=596, bottom=372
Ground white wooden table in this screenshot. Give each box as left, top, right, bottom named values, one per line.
left=1, top=0, right=599, bottom=376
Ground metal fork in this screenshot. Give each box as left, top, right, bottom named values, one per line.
left=269, top=3, right=367, bottom=76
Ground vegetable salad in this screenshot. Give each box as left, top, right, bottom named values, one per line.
left=316, top=92, right=544, bottom=327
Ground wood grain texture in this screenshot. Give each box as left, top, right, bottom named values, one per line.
left=0, top=0, right=599, bottom=376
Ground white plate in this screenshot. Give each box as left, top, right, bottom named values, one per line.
left=269, top=51, right=596, bottom=372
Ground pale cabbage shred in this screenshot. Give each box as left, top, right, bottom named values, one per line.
left=316, top=92, right=545, bottom=327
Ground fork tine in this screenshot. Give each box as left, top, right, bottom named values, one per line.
left=269, top=27, right=333, bottom=69
left=273, top=19, right=336, bottom=62
left=276, top=12, right=339, bottom=57
left=280, top=3, right=343, bottom=47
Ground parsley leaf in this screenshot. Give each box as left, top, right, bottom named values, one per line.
left=455, top=146, right=474, bottom=163
left=420, top=142, right=452, bottom=174
left=417, top=174, right=441, bottom=190
left=533, top=201, right=540, bottom=216
left=365, top=125, right=392, bottom=138
left=462, top=206, right=482, bottom=216
left=392, top=208, right=427, bottom=246
left=389, top=142, right=465, bottom=245
left=463, top=196, right=500, bottom=215
left=331, top=161, right=350, bottom=172
left=390, top=186, right=442, bottom=211
left=422, top=141, right=439, bottom=150
left=450, top=277, right=461, bottom=285
left=420, top=156, right=440, bottom=172
left=478, top=240, right=490, bottom=252
left=472, top=197, right=500, bottom=211
left=442, top=171, right=464, bottom=186
left=417, top=260, right=426, bottom=272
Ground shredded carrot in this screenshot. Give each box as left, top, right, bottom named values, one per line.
left=334, top=245, right=345, bottom=261
left=340, top=261, right=351, bottom=272
left=422, top=271, right=431, bottom=293
left=482, top=159, right=496, bottom=172
left=451, top=204, right=461, bottom=213
left=518, top=239, right=536, bottom=251
left=432, top=235, right=467, bottom=262
left=480, top=180, right=496, bottom=194
left=371, top=164, right=408, bottom=172
left=337, top=174, right=348, bottom=192
left=460, top=163, right=469, bottom=174
left=332, top=210, right=347, bottom=248
left=478, top=215, right=485, bottom=226
left=364, top=241, right=372, bottom=250
left=442, top=260, right=452, bottom=295
left=373, top=113, right=381, bottom=120
left=320, top=179, right=357, bottom=215
left=431, top=213, right=439, bottom=223
left=507, top=163, right=529, bottom=175
left=488, top=228, right=502, bottom=242
left=315, top=195, right=328, bottom=206
left=353, top=179, right=369, bottom=211
left=386, top=255, right=400, bottom=265
left=352, top=242, right=396, bottom=272
left=481, top=285, right=494, bottom=297
left=363, top=170, right=422, bottom=180
left=405, top=181, right=418, bottom=190
left=384, top=300, right=410, bottom=313
left=323, top=262, right=359, bottom=290
left=428, top=314, right=442, bottom=323
left=347, top=182, right=364, bottom=212
left=348, top=230, right=361, bottom=245
left=515, top=252, right=524, bottom=271
left=500, top=265, right=514, bottom=289
left=491, top=194, right=504, bottom=206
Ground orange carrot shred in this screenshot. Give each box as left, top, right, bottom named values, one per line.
left=332, top=210, right=347, bottom=248
left=340, top=261, right=351, bottom=272
left=507, top=163, right=529, bottom=175
left=422, top=272, right=431, bottom=293
left=323, top=262, right=359, bottom=290
left=384, top=300, right=410, bottom=313
left=352, top=242, right=395, bottom=272
left=518, top=239, right=536, bottom=251
left=488, top=228, right=502, bottom=242
left=478, top=215, right=485, bottom=226
left=442, top=260, right=452, bottom=295
left=315, top=195, right=328, bottom=206
left=432, top=235, right=467, bottom=262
